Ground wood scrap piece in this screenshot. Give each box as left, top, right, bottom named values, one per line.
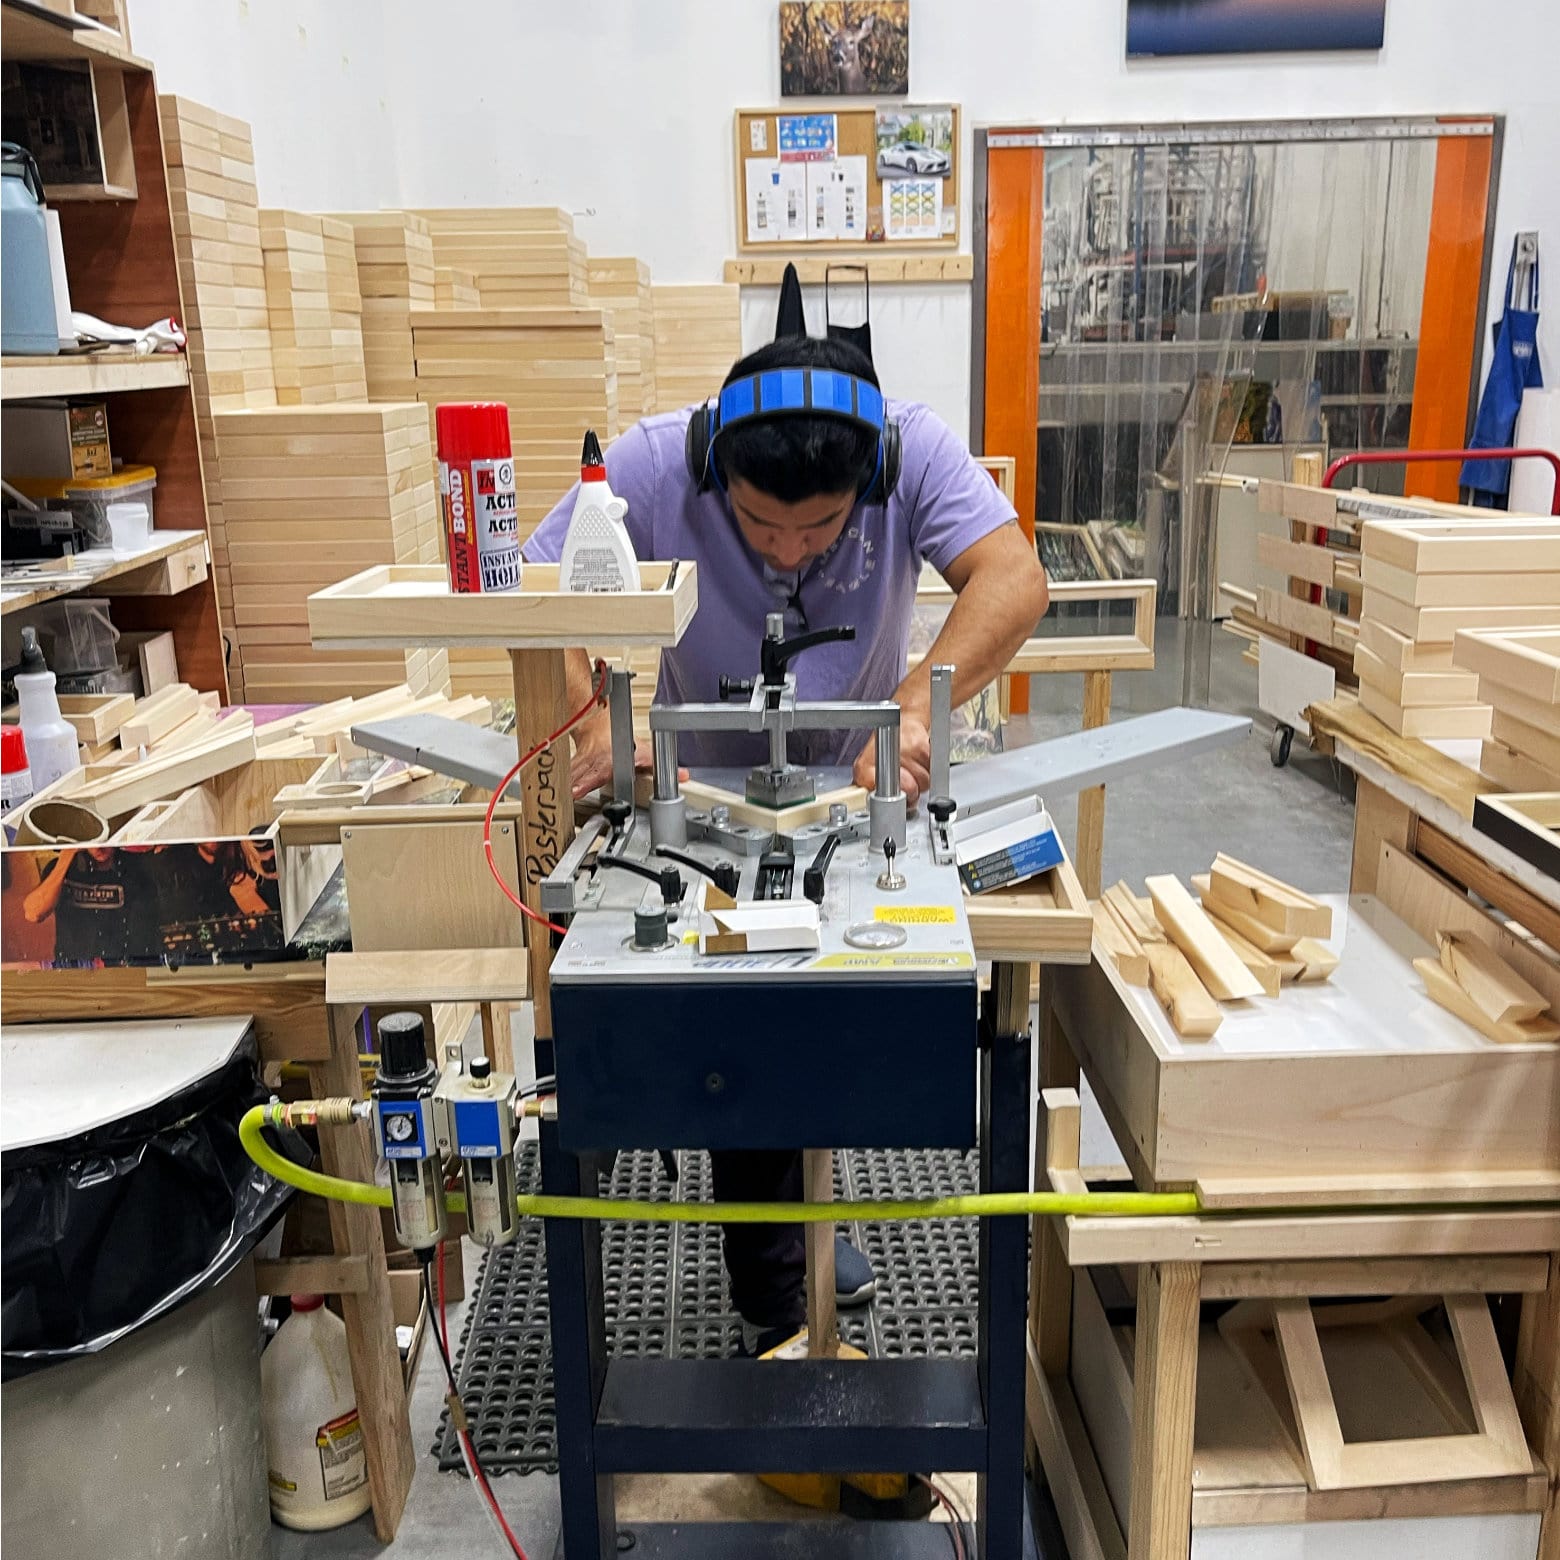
left=1288, top=938, right=1340, bottom=984
left=1415, top=956, right=1560, bottom=1045
left=1092, top=902, right=1148, bottom=986
left=1194, top=876, right=1300, bottom=953
left=58, top=693, right=134, bottom=745
left=1146, top=874, right=1265, bottom=1001
left=1144, top=941, right=1222, bottom=1037
left=1104, top=881, right=1164, bottom=944
left=1200, top=909, right=1282, bottom=996
left=80, top=714, right=257, bottom=820
left=1207, top=853, right=1332, bottom=938
left=1438, top=931, right=1548, bottom=1024
left=119, top=684, right=200, bottom=750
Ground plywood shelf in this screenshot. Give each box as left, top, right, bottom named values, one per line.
left=1, top=530, right=209, bottom=613
left=0, top=0, right=149, bottom=68
left=308, top=562, right=699, bottom=651
left=0, top=351, right=189, bottom=401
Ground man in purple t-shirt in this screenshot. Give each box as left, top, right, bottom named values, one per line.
left=525, top=334, right=1049, bottom=1351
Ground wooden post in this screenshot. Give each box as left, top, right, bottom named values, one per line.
left=1075, top=669, right=1113, bottom=899
left=509, top=648, right=573, bottom=1045
left=803, top=1148, right=839, bottom=1358
left=1128, top=1261, right=1200, bottom=1560
left=479, top=1000, right=515, bottom=1073
left=311, top=1004, right=415, bottom=1542
left=1032, top=1088, right=1081, bottom=1379
left=1516, top=1258, right=1560, bottom=1559
left=1349, top=779, right=1416, bottom=895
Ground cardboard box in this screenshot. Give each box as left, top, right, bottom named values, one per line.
left=2, top=400, right=112, bottom=479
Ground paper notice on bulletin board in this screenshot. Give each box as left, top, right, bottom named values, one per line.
left=745, top=158, right=808, bottom=243
left=805, top=155, right=868, bottom=242
left=778, top=112, right=837, bottom=162
left=882, top=177, right=942, bottom=241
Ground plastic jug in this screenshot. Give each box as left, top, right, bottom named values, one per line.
left=1, top=144, right=60, bottom=356
left=14, top=626, right=79, bottom=791
left=260, top=1296, right=373, bottom=1530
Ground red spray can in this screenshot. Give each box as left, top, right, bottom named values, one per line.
left=436, top=402, right=521, bottom=593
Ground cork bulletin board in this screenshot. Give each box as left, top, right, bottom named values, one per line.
left=734, top=104, right=962, bottom=255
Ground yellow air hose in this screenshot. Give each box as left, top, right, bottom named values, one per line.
left=240, top=1102, right=1201, bottom=1222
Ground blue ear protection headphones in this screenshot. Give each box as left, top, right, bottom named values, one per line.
left=684, top=367, right=902, bottom=504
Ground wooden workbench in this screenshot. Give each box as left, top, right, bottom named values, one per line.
left=1027, top=760, right=1560, bottom=1559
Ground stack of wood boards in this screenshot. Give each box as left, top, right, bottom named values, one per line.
left=260, top=210, right=368, bottom=405
left=212, top=403, right=446, bottom=701
left=256, top=683, right=491, bottom=763
left=588, top=258, right=657, bottom=424
left=408, top=305, right=619, bottom=698
left=435, top=267, right=480, bottom=308
left=158, top=94, right=277, bottom=701
left=322, top=211, right=437, bottom=402
left=651, top=284, right=741, bottom=412
left=1414, top=930, right=1560, bottom=1044
left=411, top=208, right=587, bottom=307
left=1354, top=513, right=1560, bottom=740
left=1094, top=856, right=1338, bottom=1038
left=1453, top=625, right=1560, bottom=791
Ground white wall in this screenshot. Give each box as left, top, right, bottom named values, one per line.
left=135, top=0, right=1559, bottom=442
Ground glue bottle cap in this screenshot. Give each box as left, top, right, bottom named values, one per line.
left=580, top=429, right=605, bottom=480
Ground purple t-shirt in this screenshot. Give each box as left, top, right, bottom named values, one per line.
left=524, top=401, right=1016, bottom=768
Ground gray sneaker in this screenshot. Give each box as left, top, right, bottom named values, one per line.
left=834, top=1235, right=876, bottom=1307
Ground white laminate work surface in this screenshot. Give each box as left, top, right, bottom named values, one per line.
left=1105, top=893, right=1558, bottom=1061
left=1, top=1015, right=253, bottom=1150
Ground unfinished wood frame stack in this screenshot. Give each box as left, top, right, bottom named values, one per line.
left=327, top=211, right=436, bottom=403
left=259, top=210, right=368, bottom=405
left=1354, top=514, right=1560, bottom=742
left=434, top=267, right=480, bottom=309
left=1455, top=627, right=1560, bottom=793
left=407, top=306, right=620, bottom=697
left=159, top=93, right=276, bottom=699
left=587, top=257, right=657, bottom=425
left=213, top=403, right=446, bottom=700
left=650, top=283, right=742, bottom=412
left=411, top=207, right=588, bottom=306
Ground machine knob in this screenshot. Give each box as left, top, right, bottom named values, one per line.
left=712, top=862, right=740, bottom=896
left=927, top=796, right=955, bottom=824
left=469, top=1056, right=492, bottom=1087
left=634, top=905, right=670, bottom=950
left=828, top=802, right=849, bottom=826
left=602, top=799, right=631, bottom=832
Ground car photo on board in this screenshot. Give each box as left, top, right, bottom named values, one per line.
left=876, top=139, right=951, bottom=177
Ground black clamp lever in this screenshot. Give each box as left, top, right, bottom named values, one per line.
left=802, top=831, right=843, bottom=905
left=595, top=855, right=685, bottom=903
left=655, top=847, right=740, bottom=898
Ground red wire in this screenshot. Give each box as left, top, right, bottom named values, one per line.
left=483, top=659, right=610, bottom=937
left=439, top=1241, right=529, bottom=1559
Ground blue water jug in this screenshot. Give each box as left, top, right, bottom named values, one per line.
left=2, top=143, right=61, bottom=356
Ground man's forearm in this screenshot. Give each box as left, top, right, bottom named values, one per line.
left=895, top=561, right=1048, bottom=715
left=565, top=648, right=612, bottom=752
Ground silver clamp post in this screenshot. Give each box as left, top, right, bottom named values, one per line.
left=868, top=706, right=907, bottom=854
left=926, top=663, right=957, bottom=863
left=647, top=721, right=687, bottom=849
left=608, top=667, right=636, bottom=807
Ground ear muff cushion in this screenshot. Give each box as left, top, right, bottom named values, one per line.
left=684, top=402, right=715, bottom=492
left=862, top=416, right=902, bottom=504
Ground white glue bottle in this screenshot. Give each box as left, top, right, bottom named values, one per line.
left=14, top=627, right=80, bottom=791
left=260, top=1294, right=373, bottom=1531
left=560, top=430, right=641, bottom=593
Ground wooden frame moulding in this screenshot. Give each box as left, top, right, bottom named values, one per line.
left=1473, top=793, right=1560, bottom=882
left=1454, top=627, right=1560, bottom=705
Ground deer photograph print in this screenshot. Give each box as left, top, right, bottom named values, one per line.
left=779, top=1, right=910, bottom=97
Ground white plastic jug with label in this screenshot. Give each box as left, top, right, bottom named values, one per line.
left=259, top=1295, right=372, bottom=1530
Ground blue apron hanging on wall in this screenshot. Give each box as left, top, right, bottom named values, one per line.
left=1462, top=240, right=1542, bottom=505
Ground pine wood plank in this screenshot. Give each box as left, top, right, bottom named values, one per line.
left=1147, top=874, right=1265, bottom=1001
left=1439, top=932, right=1550, bottom=1024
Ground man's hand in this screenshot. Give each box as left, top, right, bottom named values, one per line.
left=570, top=733, right=685, bottom=800
left=853, top=710, right=931, bottom=807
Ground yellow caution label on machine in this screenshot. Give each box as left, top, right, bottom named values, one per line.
left=812, top=951, right=975, bottom=971
left=873, top=904, right=957, bottom=925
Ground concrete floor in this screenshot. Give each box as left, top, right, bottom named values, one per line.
left=272, top=622, right=1358, bottom=1559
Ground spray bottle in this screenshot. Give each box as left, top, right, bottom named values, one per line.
left=14, top=626, right=79, bottom=790
left=560, top=431, right=641, bottom=593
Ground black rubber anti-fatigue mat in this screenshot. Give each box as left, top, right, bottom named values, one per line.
left=434, top=1144, right=979, bottom=1474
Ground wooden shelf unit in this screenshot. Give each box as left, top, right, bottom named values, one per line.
left=0, top=16, right=225, bottom=699
left=1, top=528, right=207, bottom=613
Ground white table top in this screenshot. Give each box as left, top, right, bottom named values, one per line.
left=2, top=1015, right=254, bottom=1151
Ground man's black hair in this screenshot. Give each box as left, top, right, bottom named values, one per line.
left=716, top=335, right=881, bottom=504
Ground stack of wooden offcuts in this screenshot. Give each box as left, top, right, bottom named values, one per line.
left=159, top=94, right=277, bottom=700
left=1093, top=856, right=1337, bottom=1038
left=1354, top=513, right=1560, bottom=739
left=213, top=402, right=446, bottom=701
left=260, top=211, right=368, bottom=404
left=326, top=211, right=437, bottom=401
left=409, top=303, right=619, bottom=698
left=652, top=284, right=742, bottom=411
left=436, top=268, right=481, bottom=308
left=1453, top=624, right=1560, bottom=791
left=412, top=207, right=588, bottom=306
left=588, top=258, right=657, bottom=424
